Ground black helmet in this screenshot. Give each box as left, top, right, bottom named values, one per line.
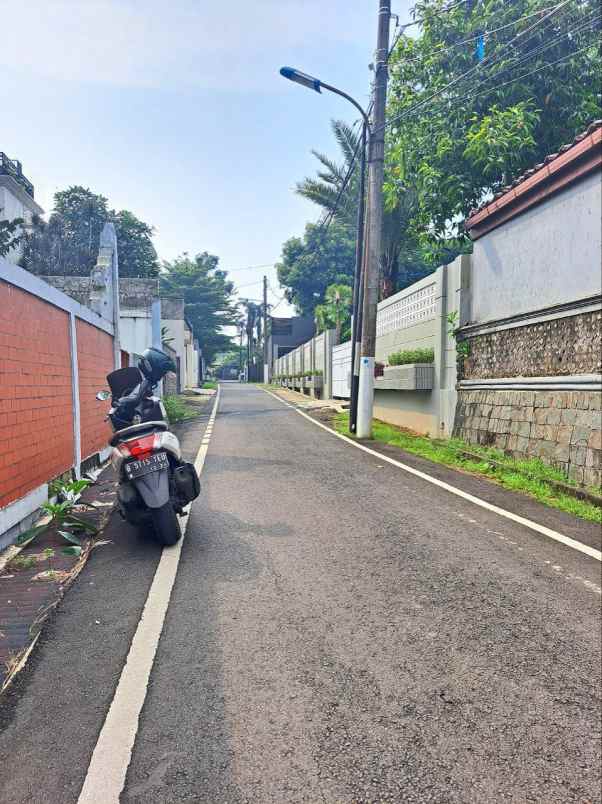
left=138, top=347, right=176, bottom=382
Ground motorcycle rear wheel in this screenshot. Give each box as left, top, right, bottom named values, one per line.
left=150, top=502, right=181, bottom=546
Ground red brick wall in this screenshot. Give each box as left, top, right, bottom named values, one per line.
left=0, top=283, right=74, bottom=508
left=76, top=319, right=113, bottom=460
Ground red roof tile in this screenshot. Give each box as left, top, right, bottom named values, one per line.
left=465, top=120, right=602, bottom=239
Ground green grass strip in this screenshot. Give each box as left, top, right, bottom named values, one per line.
left=333, top=412, right=601, bottom=524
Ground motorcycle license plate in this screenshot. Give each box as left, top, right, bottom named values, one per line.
left=125, top=451, right=169, bottom=480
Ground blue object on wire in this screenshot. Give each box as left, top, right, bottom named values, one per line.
left=475, top=34, right=485, bottom=62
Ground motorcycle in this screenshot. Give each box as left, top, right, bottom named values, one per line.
left=97, top=347, right=200, bottom=546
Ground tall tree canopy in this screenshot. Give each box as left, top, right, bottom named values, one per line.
left=276, top=222, right=356, bottom=317
left=385, top=0, right=601, bottom=260
left=160, top=252, right=238, bottom=364
left=20, top=186, right=159, bottom=277
left=297, top=119, right=433, bottom=297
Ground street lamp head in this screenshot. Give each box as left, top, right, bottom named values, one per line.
left=279, top=67, right=322, bottom=93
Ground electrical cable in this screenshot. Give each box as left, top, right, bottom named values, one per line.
left=382, top=2, right=597, bottom=133
left=457, top=41, right=600, bottom=103
left=393, top=17, right=600, bottom=125
left=224, top=262, right=276, bottom=272
left=382, top=0, right=577, bottom=133
left=437, top=11, right=602, bottom=108
left=394, top=2, right=571, bottom=62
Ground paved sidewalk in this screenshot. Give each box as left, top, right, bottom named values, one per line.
left=0, top=469, right=117, bottom=692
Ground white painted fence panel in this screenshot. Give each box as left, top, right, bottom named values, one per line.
left=303, top=341, right=312, bottom=372
left=314, top=332, right=325, bottom=372
left=332, top=341, right=352, bottom=398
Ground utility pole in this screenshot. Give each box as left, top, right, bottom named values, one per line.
left=263, top=275, right=269, bottom=383
left=239, top=321, right=244, bottom=380
left=356, top=0, right=391, bottom=439
left=349, top=122, right=368, bottom=432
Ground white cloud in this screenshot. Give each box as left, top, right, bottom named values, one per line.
left=1, top=0, right=377, bottom=90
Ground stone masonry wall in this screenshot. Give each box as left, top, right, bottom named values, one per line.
left=119, top=278, right=159, bottom=309
left=42, top=276, right=160, bottom=311
left=454, top=389, right=602, bottom=488
left=461, top=310, right=601, bottom=379
left=41, top=276, right=90, bottom=306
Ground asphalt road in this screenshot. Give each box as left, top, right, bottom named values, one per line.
left=1, top=382, right=601, bottom=803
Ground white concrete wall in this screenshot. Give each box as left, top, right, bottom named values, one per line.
left=119, top=310, right=152, bottom=361
left=0, top=178, right=44, bottom=264
left=162, top=318, right=186, bottom=386
left=185, top=340, right=198, bottom=388
left=470, top=171, right=602, bottom=323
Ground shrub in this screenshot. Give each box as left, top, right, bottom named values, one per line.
left=163, top=394, right=188, bottom=423
left=388, top=347, right=434, bottom=366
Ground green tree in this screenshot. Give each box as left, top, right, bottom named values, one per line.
left=0, top=218, right=23, bottom=258
left=314, top=283, right=353, bottom=344
left=240, top=300, right=262, bottom=367
left=111, top=209, right=159, bottom=278
left=296, top=119, right=432, bottom=297
left=276, top=222, right=356, bottom=317
left=20, top=186, right=158, bottom=277
left=214, top=347, right=245, bottom=378
left=160, top=252, right=238, bottom=363
left=385, top=0, right=601, bottom=259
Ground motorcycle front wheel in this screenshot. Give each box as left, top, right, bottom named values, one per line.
left=150, top=502, right=181, bottom=546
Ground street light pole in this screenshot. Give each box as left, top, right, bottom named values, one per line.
left=279, top=66, right=371, bottom=432
left=263, top=275, right=269, bottom=383
left=349, top=121, right=367, bottom=433
left=356, top=0, right=391, bottom=439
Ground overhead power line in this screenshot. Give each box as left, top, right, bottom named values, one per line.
left=382, top=2, right=598, bottom=133
left=394, top=2, right=569, bottom=62
left=459, top=41, right=599, bottom=103
left=224, top=262, right=276, bottom=273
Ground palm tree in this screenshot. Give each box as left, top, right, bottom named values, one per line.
left=297, top=120, right=431, bottom=299
left=241, top=300, right=261, bottom=372
left=314, top=283, right=353, bottom=344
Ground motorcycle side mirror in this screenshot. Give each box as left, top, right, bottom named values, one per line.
left=96, top=390, right=110, bottom=401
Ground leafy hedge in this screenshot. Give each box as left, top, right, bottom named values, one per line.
left=388, top=347, right=434, bottom=366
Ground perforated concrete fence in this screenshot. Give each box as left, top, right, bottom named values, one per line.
left=273, top=330, right=335, bottom=399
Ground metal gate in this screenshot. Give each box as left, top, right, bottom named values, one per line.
left=331, top=341, right=351, bottom=398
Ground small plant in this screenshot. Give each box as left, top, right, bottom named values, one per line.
left=10, top=554, right=36, bottom=571
left=17, top=478, right=97, bottom=551
left=447, top=311, right=470, bottom=358
left=388, top=348, right=435, bottom=366
left=163, top=394, right=188, bottom=423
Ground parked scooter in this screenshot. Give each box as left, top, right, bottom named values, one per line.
left=97, top=347, right=200, bottom=546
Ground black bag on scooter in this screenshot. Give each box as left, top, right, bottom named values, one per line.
left=173, top=462, right=201, bottom=505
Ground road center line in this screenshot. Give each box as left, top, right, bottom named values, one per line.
left=77, top=388, right=221, bottom=804
left=263, top=389, right=601, bottom=562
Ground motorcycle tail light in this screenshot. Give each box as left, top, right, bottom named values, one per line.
left=119, top=433, right=159, bottom=459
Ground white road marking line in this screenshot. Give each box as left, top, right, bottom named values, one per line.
left=77, top=388, right=221, bottom=804
left=263, top=389, right=602, bottom=563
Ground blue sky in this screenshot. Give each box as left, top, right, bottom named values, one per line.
left=1, top=0, right=413, bottom=313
